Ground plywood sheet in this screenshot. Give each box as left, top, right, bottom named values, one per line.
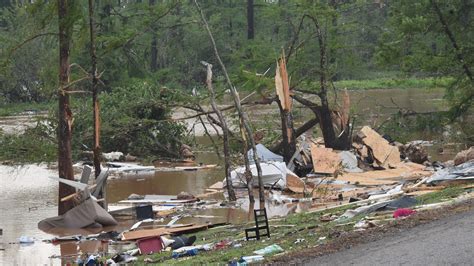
left=310, top=144, right=341, bottom=174
left=358, top=126, right=400, bottom=168
left=337, top=165, right=431, bottom=186
left=286, top=174, right=305, bottom=193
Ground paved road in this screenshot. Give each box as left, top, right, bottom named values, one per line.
left=305, top=208, right=474, bottom=265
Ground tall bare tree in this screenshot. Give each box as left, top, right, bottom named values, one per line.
left=202, top=61, right=236, bottom=201
left=195, top=0, right=265, bottom=205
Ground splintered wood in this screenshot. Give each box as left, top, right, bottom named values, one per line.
left=358, top=126, right=400, bottom=168
left=310, top=144, right=341, bottom=174
left=275, top=55, right=292, bottom=111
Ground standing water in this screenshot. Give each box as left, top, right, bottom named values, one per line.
left=0, top=87, right=466, bottom=264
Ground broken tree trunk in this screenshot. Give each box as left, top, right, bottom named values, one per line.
left=58, top=0, right=75, bottom=215
left=202, top=61, right=236, bottom=201
left=195, top=0, right=264, bottom=205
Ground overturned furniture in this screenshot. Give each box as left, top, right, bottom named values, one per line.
left=245, top=208, right=270, bottom=241
left=39, top=168, right=117, bottom=230
left=38, top=194, right=117, bottom=230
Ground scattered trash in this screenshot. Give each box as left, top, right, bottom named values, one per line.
left=426, top=161, right=474, bottom=184
left=253, top=244, right=284, bottom=255
left=102, top=151, right=124, bottom=161
left=172, top=247, right=198, bottom=258
left=247, top=143, right=284, bottom=163
left=241, top=255, right=264, bottom=263
left=339, top=151, right=363, bottom=173
left=294, top=238, right=305, bottom=244
left=214, top=239, right=232, bottom=250
left=393, top=208, right=416, bottom=218
left=354, top=220, right=377, bottom=230
left=161, top=236, right=175, bottom=248
left=111, top=253, right=138, bottom=263
left=170, top=235, right=197, bottom=250
left=18, top=236, right=34, bottom=244
left=228, top=161, right=290, bottom=189
left=29, top=123, right=470, bottom=264
left=122, top=224, right=208, bottom=241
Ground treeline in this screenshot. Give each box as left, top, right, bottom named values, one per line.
left=0, top=0, right=401, bottom=101
left=0, top=0, right=472, bottom=159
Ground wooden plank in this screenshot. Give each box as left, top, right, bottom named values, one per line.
left=358, top=126, right=400, bottom=168
left=208, top=181, right=223, bottom=190
left=174, top=164, right=217, bottom=171
left=310, top=144, right=341, bottom=174
left=121, top=224, right=208, bottom=241
left=61, top=184, right=97, bottom=202
left=118, top=198, right=197, bottom=204
left=337, top=164, right=432, bottom=186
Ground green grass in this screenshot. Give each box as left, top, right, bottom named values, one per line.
left=136, top=204, right=360, bottom=265
left=334, top=77, right=454, bottom=90
left=129, top=186, right=471, bottom=265
left=0, top=101, right=52, bottom=116
left=416, top=186, right=465, bottom=205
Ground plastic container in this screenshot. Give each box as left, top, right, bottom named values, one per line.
left=137, top=236, right=163, bottom=255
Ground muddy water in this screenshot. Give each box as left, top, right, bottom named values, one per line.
left=0, top=87, right=465, bottom=265
left=0, top=164, right=59, bottom=265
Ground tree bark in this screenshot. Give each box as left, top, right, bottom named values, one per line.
left=58, top=0, right=75, bottom=215
left=202, top=61, right=236, bottom=201
left=89, top=0, right=101, bottom=180
left=305, top=14, right=350, bottom=150
left=247, top=0, right=254, bottom=39
left=149, top=0, right=158, bottom=72
left=277, top=100, right=296, bottom=163
left=195, top=0, right=264, bottom=205
left=270, top=117, right=319, bottom=154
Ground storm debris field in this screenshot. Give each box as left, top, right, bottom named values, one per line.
left=12, top=126, right=471, bottom=265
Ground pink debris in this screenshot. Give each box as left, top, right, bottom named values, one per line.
left=393, top=208, right=416, bottom=218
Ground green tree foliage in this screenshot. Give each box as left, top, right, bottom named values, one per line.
left=73, top=81, right=187, bottom=158
left=377, top=0, right=473, bottom=117
left=0, top=0, right=472, bottom=161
